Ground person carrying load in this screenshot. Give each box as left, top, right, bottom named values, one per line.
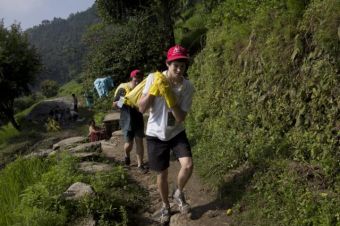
left=112, top=69, right=148, bottom=174
left=137, top=45, right=194, bottom=223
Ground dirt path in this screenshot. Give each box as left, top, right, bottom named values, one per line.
left=101, top=132, right=232, bottom=226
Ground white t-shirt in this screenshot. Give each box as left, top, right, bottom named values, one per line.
left=142, top=71, right=194, bottom=141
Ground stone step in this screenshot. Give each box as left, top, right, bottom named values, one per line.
left=78, top=161, right=112, bottom=174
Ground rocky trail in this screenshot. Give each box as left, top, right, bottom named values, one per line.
left=102, top=131, right=231, bottom=226
left=29, top=112, right=233, bottom=226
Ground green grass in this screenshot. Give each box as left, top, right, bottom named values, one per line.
left=0, top=124, right=19, bottom=146
left=0, top=157, right=50, bottom=225
left=230, top=160, right=340, bottom=226
left=0, top=153, right=148, bottom=226
left=58, top=79, right=83, bottom=97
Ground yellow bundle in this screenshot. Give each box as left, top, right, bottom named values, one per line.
left=123, top=78, right=147, bottom=108
left=149, top=72, right=177, bottom=108
left=124, top=71, right=177, bottom=109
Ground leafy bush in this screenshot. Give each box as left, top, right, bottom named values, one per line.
left=13, top=93, right=44, bottom=113
left=45, top=118, right=61, bottom=132
left=40, top=79, right=59, bottom=97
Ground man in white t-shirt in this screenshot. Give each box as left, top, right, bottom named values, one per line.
left=138, top=45, right=194, bottom=223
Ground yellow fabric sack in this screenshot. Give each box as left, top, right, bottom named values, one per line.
left=114, top=82, right=131, bottom=97
left=124, top=71, right=177, bottom=109
left=123, top=78, right=147, bottom=108
left=151, top=72, right=177, bottom=108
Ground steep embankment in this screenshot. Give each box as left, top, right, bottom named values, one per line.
left=187, top=0, right=339, bottom=225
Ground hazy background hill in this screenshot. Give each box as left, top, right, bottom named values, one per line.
left=25, top=5, right=99, bottom=87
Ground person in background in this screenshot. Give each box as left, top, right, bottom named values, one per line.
left=72, top=93, right=78, bottom=112
left=88, top=119, right=105, bottom=142
left=138, top=45, right=194, bottom=223
left=112, top=69, right=147, bottom=174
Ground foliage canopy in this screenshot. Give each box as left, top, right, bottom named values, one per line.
left=0, top=22, right=41, bottom=130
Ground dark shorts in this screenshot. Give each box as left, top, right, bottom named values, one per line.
left=146, top=131, right=192, bottom=172
left=120, top=105, right=144, bottom=142
left=124, top=128, right=144, bottom=142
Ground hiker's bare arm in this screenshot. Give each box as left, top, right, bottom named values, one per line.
left=171, top=105, right=187, bottom=123
left=138, top=94, right=155, bottom=113
left=112, top=101, right=118, bottom=109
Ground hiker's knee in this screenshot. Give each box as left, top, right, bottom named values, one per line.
left=180, top=157, right=193, bottom=171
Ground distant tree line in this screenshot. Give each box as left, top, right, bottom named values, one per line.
left=25, top=5, right=100, bottom=88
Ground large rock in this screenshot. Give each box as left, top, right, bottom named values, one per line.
left=222, top=162, right=254, bottom=185
left=103, top=112, right=120, bottom=122
left=78, top=161, right=112, bottom=173
left=111, top=130, right=123, bottom=137
left=103, top=111, right=121, bottom=139
left=69, top=141, right=101, bottom=153
left=72, top=216, right=96, bottom=226
left=71, top=152, right=100, bottom=160
left=63, top=182, right=94, bottom=200
left=53, top=136, right=86, bottom=150
left=25, top=149, right=54, bottom=158
left=26, top=97, right=73, bottom=122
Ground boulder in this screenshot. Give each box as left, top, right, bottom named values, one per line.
left=25, top=149, right=54, bottom=158
left=69, top=141, right=101, bottom=153
left=72, top=215, right=96, bottom=226
left=53, top=136, right=86, bottom=150
left=78, top=161, right=112, bottom=173
left=26, top=97, right=73, bottom=122
left=63, top=182, right=94, bottom=200
left=71, top=152, right=100, bottom=160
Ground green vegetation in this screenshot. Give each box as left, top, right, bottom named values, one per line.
left=0, top=124, right=20, bottom=147
left=232, top=160, right=340, bottom=226
left=187, top=0, right=339, bottom=225
left=0, top=153, right=148, bottom=226
left=58, top=80, right=83, bottom=97
left=40, top=79, right=59, bottom=97
left=1, top=0, right=339, bottom=225
left=0, top=22, right=42, bottom=130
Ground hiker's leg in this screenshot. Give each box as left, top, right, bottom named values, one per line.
left=134, top=136, right=144, bottom=167
left=123, top=130, right=134, bottom=157
left=171, top=131, right=193, bottom=191
left=177, top=156, right=193, bottom=191
left=157, top=169, right=169, bottom=206
left=124, top=141, right=133, bottom=157
left=147, top=135, right=170, bottom=204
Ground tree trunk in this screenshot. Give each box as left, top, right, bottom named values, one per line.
left=8, top=114, right=21, bottom=131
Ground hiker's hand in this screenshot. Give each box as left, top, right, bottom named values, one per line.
left=112, top=101, right=117, bottom=108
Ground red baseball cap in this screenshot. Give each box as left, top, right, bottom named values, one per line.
left=130, top=69, right=143, bottom=78
left=166, top=45, right=189, bottom=62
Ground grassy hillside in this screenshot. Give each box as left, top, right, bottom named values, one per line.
left=186, top=0, right=339, bottom=225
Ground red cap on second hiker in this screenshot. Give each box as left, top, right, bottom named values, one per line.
left=130, top=69, right=141, bottom=78
left=166, top=45, right=189, bottom=62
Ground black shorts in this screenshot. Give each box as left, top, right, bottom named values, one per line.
left=146, top=130, right=192, bottom=172
left=124, top=129, right=144, bottom=142
left=120, top=106, right=144, bottom=142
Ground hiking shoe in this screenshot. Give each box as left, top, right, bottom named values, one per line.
left=137, top=165, right=148, bottom=174
left=124, top=156, right=130, bottom=166
left=173, top=190, right=191, bottom=214
left=159, top=206, right=171, bottom=224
